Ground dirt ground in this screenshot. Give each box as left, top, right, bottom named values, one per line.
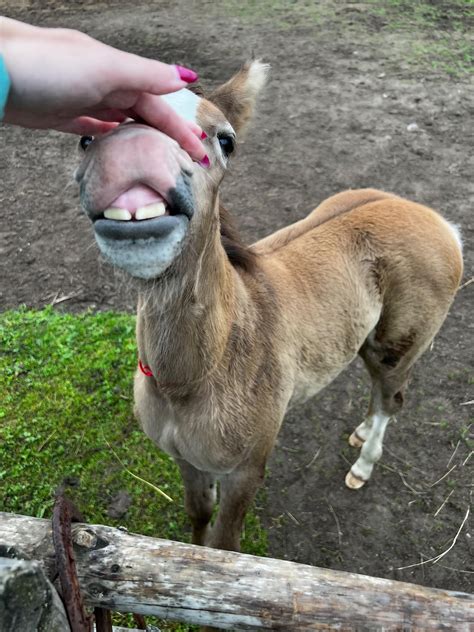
left=1, top=0, right=473, bottom=603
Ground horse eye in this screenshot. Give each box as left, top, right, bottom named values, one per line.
left=218, top=134, right=235, bottom=157
left=80, top=136, right=94, bottom=151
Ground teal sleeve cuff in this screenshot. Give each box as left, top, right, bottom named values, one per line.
left=0, top=55, right=11, bottom=120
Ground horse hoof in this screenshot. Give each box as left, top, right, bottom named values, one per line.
left=345, top=470, right=367, bottom=489
left=348, top=431, right=365, bottom=448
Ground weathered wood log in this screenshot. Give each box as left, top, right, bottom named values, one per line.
left=0, top=557, right=70, bottom=632
left=0, top=557, right=142, bottom=632
left=0, top=512, right=472, bottom=630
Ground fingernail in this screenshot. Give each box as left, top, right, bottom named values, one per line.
left=176, top=65, right=199, bottom=83
left=201, top=131, right=207, bottom=140
left=199, top=155, right=210, bottom=168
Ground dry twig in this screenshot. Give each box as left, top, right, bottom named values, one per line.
left=103, top=435, right=173, bottom=503
left=434, top=489, right=454, bottom=517
left=397, top=505, right=470, bottom=571
left=305, top=447, right=321, bottom=469
left=37, top=428, right=58, bottom=452
left=429, top=464, right=457, bottom=488
left=50, top=291, right=80, bottom=306
left=458, top=276, right=474, bottom=291
left=385, top=446, right=426, bottom=475
left=438, top=564, right=474, bottom=575
left=380, top=462, right=426, bottom=495
left=281, top=446, right=301, bottom=454
left=326, top=500, right=343, bottom=547
left=286, top=511, right=300, bottom=526
left=447, top=440, right=460, bottom=468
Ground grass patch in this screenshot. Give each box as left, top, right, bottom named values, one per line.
left=367, top=0, right=474, bottom=77
left=0, top=307, right=267, bottom=630
left=215, top=0, right=473, bottom=78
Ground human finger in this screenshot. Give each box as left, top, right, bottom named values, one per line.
left=127, top=110, right=203, bottom=140
left=132, top=94, right=206, bottom=161
left=83, top=108, right=129, bottom=123
left=104, top=44, right=199, bottom=96
left=54, top=117, right=120, bottom=135
left=188, top=119, right=205, bottom=139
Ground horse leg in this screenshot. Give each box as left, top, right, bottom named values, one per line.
left=348, top=387, right=380, bottom=449
left=345, top=375, right=407, bottom=489
left=176, top=458, right=216, bottom=545
left=345, top=277, right=455, bottom=490
left=346, top=331, right=418, bottom=489
left=206, top=455, right=267, bottom=552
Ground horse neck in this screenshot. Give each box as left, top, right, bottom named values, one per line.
left=136, top=202, right=239, bottom=389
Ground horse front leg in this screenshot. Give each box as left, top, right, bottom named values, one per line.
left=175, top=458, right=216, bottom=546
left=207, top=455, right=267, bottom=552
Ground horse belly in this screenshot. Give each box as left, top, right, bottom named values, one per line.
left=290, top=365, right=344, bottom=408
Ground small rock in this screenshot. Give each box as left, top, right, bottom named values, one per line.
left=407, top=123, right=419, bottom=132
left=378, top=72, right=386, bottom=78
left=107, top=490, right=132, bottom=519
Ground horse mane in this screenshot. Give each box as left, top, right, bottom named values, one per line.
left=219, top=204, right=258, bottom=274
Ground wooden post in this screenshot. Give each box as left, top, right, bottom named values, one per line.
left=0, top=512, right=472, bottom=630
left=0, top=557, right=70, bottom=632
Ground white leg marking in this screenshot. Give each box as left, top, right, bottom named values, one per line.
left=346, top=412, right=391, bottom=489
left=349, top=418, right=373, bottom=448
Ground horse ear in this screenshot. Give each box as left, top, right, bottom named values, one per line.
left=208, top=60, right=270, bottom=134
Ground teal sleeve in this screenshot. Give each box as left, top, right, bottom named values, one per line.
left=0, top=55, right=11, bottom=119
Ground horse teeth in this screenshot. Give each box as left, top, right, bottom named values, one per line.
left=135, top=202, right=167, bottom=221
left=104, top=207, right=132, bottom=221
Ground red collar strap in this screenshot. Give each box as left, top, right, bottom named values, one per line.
left=138, top=359, right=154, bottom=377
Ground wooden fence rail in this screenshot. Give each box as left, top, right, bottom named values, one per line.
left=0, top=512, right=472, bottom=630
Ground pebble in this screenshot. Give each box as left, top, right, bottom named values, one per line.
left=407, top=123, right=419, bottom=132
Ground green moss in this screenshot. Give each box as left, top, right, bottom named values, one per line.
left=0, top=307, right=267, bottom=630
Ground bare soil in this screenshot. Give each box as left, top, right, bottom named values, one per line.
left=1, top=0, right=473, bottom=602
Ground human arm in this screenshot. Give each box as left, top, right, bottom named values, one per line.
left=0, top=17, right=205, bottom=160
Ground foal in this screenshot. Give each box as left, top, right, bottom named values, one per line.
left=77, top=61, right=463, bottom=552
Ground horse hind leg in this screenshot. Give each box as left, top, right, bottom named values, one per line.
left=345, top=377, right=407, bottom=489
left=348, top=395, right=378, bottom=449
left=345, top=327, right=430, bottom=490
left=345, top=214, right=462, bottom=489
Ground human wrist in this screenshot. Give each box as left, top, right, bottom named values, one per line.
left=1, top=17, right=38, bottom=50
left=0, top=17, right=77, bottom=62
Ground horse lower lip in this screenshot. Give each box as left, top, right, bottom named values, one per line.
left=94, top=215, right=189, bottom=241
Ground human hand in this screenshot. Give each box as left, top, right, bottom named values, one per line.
left=0, top=17, right=206, bottom=160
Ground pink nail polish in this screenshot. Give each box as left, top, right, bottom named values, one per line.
left=199, top=155, right=210, bottom=168
left=201, top=131, right=207, bottom=140
left=176, top=65, right=199, bottom=83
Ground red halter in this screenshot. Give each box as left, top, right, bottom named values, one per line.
left=138, top=359, right=154, bottom=377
